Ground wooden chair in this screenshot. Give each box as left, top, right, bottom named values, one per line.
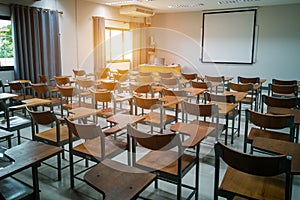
left=139, top=71, right=152, bottom=76
left=133, top=95, right=176, bottom=133
left=272, top=78, right=297, bottom=86
left=65, top=118, right=127, bottom=188
left=229, top=82, right=256, bottom=110
left=244, top=109, right=295, bottom=153
left=117, top=68, right=129, bottom=75
left=191, top=80, right=213, bottom=102
left=237, top=76, right=261, bottom=109
left=204, top=92, right=239, bottom=144
left=76, top=78, right=94, bottom=103
left=0, top=101, right=31, bottom=144
left=39, top=75, right=59, bottom=94
left=268, top=83, right=298, bottom=98
left=57, top=86, right=91, bottom=118
left=205, top=75, right=225, bottom=93
left=181, top=72, right=197, bottom=81
left=181, top=100, right=223, bottom=140
left=128, top=124, right=200, bottom=200
left=214, top=141, right=292, bottom=200
left=31, top=83, right=61, bottom=111
left=26, top=107, right=72, bottom=181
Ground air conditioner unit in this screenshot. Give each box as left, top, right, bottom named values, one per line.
left=120, top=5, right=155, bottom=17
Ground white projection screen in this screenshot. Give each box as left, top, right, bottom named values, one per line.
left=202, top=10, right=256, bottom=64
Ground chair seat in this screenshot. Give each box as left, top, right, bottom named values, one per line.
left=35, top=125, right=70, bottom=145
left=220, top=166, right=286, bottom=200
left=72, top=137, right=127, bottom=161
left=248, top=127, right=291, bottom=142
left=0, top=177, right=34, bottom=200
left=142, top=112, right=175, bottom=125
left=136, top=150, right=196, bottom=176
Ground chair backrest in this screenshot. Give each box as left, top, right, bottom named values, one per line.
left=113, top=73, right=128, bottom=82
left=136, top=75, right=153, bottom=83
left=57, top=86, right=77, bottom=98
left=117, top=69, right=129, bottom=75
left=130, top=84, right=152, bottom=97
left=100, top=81, right=119, bottom=91
left=139, top=72, right=152, bottom=76
left=214, top=141, right=292, bottom=200
left=55, top=76, right=70, bottom=86
left=65, top=117, right=102, bottom=140
left=272, top=79, right=297, bottom=85
left=229, top=82, right=253, bottom=92
left=95, top=68, right=110, bottom=79
left=261, top=94, right=298, bottom=113
left=77, top=79, right=94, bottom=89
left=160, top=77, right=180, bottom=89
left=205, top=75, right=224, bottom=83
left=245, top=109, right=294, bottom=139
left=26, top=108, right=57, bottom=125
left=158, top=72, right=173, bottom=78
left=191, top=81, right=212, bottom=91
left=39, top=75, right=48, bottom=83
left=91, top=90, right=112, bottom=103
left=31, top=83, right=49, bottom=98
left=268, top=83, right=298, bottom=97
left=134, top=95, right=160, bottom=110
left=205, top=92, right=235, bottom=103
left=162, top=88, right=187, bottom=97
left=127, top=124, right=180, bottom=151
left=181, top=73, right=197, bottom=81
left=238, top=76, right=260, bottom=84
left=73, top=69, right=86, bottom=78
left=181, top=100, right=219, bottom=118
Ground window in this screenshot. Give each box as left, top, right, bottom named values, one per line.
left=105, top=20, right=132, bottom=70
left=0, top=16, right=14, bottom=69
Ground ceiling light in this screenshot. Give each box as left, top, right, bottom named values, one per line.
left=106, top=0, right=141, bottom=6
left=217, top=0, right=259, bottom=5
left=168, top=3, right=204, bottom=9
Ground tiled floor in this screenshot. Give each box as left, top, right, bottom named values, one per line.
left=1, top=94, right=300, bottom=200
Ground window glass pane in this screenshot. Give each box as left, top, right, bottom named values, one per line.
left=0, top=19, right=14, bottom=67
left=111, top=29, right=122, bottom=61
left=124, top=31, right=132, bottom=60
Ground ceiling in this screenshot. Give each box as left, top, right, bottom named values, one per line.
left=86, top=0, right=300, bottom=13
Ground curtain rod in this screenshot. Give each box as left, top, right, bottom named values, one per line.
left=0, top=2, right=63, bottom=14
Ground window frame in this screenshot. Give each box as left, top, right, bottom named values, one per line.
left=105, top=27, right=131, bottom=63
left=0, top=15, right=14, bottom=71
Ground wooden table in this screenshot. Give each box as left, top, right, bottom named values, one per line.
left=84, top=159, right=156, bottom=200
left=8, top=98, right=52, bottom=111
left=0, top=141, right=63, bottom=199
left=183, top=87, right=206, bottom=102
left=253, top=137, right=300, bottom=175
left=170, top=122, right=215, bottom=147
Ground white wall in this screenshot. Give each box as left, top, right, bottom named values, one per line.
left=151, top=4, right=300, bottom=83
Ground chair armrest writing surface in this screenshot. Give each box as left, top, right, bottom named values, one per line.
left=170, top=122, right=215, bottom=147
left=0, top=141, right=63, bottom=179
